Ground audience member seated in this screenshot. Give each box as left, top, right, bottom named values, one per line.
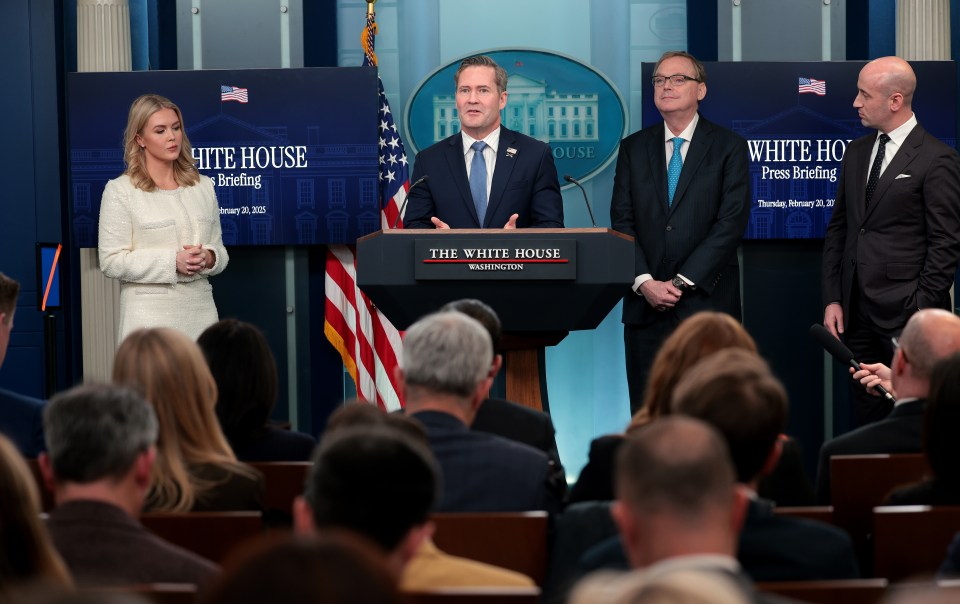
left=816, top=309, right=960, bottom=503
left=568, top=311, right=814, bottom=506
left=113, top=328, right=264, bottom=512
left=887, top=352, right=960, bottom=505
left=672, top=349, right=859, bottom=581
left=203, top=534, right=400, bottom=604
left=303, top=411, right=535, bottom=589
left=198, top=319, right=316, bottom=462
left=575, top=417, right=763, bottom=602
left=0, top=272, right=46, bottom=458
left=399, top=312, right=562, bottom=513
left=39, top=383, right=218, bottom=587
left=440, top=299, right=565, bottom=490
left=0, top=433, right=71, bottom=597
left=580, top=351, right=858, bottom=582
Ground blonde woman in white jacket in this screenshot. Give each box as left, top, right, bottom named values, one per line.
left=98, top=93, right=228, bottom=342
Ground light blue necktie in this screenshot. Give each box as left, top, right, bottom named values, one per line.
left=667, top=136, right=684, bottom=206
left=469, top=141, right=488, bottom=223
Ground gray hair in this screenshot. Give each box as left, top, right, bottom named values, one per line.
left=44, top=383, right=159, bottom=483
left=400, top=311, right=492, bottom=399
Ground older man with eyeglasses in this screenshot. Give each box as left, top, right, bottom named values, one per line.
left=610, top=50, right=752, bottom=415
left=815, top=308, right=960, bottom=503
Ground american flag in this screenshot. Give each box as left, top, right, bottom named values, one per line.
left=798, top=77, right=826, bottom=96
left=221, top=85, right=248, bottom=103
left=323, top=10, right=407, bottom=411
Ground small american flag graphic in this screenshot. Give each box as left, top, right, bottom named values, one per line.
left=220, top=85, right=248, bottom=103
left=798, top=77, right=826, bottom=96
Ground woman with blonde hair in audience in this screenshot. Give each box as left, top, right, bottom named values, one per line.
left=568, top=311, right=813, bottom=506
left=0, top=434, right=72, bottom=595
left=113, top=327, right=263, bottom=512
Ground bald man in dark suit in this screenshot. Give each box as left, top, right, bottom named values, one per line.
left=822, top=56, right=960, bottom=425
left=610, top=51, right=751, bottom=413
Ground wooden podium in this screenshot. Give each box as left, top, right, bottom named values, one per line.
left=356, top=228, right=634, bottom=411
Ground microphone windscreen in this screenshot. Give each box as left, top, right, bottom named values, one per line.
left=809, top=323, right=856, bottom=363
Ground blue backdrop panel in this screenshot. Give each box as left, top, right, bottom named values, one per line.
left=67, top=67, right=379, bottom=247
left=641, top=61, right=957, bottom=240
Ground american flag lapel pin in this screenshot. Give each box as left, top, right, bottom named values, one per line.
left=506, top=147, right=518, bottom=158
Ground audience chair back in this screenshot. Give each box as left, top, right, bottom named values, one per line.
left=873, top=505, right=960, bottom=581
left=248, top=461, right=311, bottom=518
left=83, top=583, right=199, bottom=604
left=401, top=587, right=541, bottom=604
left=141, top=511, right=263, bottom=563
left=430, top=512, right=549, bottom=586
left=775, top=506, right=834, bottom=525
left=830, top=454, right=929, bottom=572
left=757, top=579, right=887, bottom=604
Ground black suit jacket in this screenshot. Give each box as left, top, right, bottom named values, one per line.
left=578, top=499, right=859, bottom=582
left=815, top=399, right=926, bottom=503
left=739, top=498, right=859, bottom=581
left=822, top=124, right=960, bottom=329
left=471, top=397, right=565, bottom=492
left=568, top=434, right=814, bottom=507
left=411, top=410, right=561, bottom=514
left=610, top=115, right=751, bottom=326
left=403, top=126, right=563, bottom=229
left=0, top=386, right=45, bottom=458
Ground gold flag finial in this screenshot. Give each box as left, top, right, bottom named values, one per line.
left=367, top=0, right=376, bottom=16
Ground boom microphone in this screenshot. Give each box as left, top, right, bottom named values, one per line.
left=563, top=174, right=597, bottom=228
left=392, top=174, right=430, bottom=229
left=809, top=323, right=897, bottom=403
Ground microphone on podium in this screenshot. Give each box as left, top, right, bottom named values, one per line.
left=392, top=175, right=430, bottom=229
left=809, top=323, right=897, bottom=403
left=563, top=174, right=597, bottom=228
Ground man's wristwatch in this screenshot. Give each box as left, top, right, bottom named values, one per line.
left=671, top=275, right=690, bottom=292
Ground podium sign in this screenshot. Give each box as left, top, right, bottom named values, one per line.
left=356, top=228, right=634, bottom=411
left=357, top=228, right=633, bottom=332
left=413, top=239, right=577, bottom=280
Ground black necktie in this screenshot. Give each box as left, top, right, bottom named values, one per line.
left=865, top=133, right=890, bottom=208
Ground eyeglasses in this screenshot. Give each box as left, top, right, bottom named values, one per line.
left=652, top=74, right=700, bottom=87
left=891, top=336, right=908, bottom=362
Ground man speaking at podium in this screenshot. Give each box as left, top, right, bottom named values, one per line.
left=402, top=55, right=564, bottom=229
left=611, top=51, right=751, bottom=414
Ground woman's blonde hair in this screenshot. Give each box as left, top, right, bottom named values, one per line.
left=113, top=327, right=253, bottom=511
left=629, top=311, right=757, bottom=432
left=123, top=93, right=200, bottom=191
left=0, top=436, right=71, bottom=593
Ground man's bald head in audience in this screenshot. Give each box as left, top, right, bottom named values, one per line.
left=613, top=417, right=743, bottom=568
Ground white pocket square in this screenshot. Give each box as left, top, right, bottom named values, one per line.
left=895, top=173, right=912, bottom=179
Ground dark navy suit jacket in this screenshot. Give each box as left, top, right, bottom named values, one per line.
left=0, top=387, right=46, bottom=458
left=578, top=498, right=858, bottom=582
left=815, top=399, right=925, bottom=503
left=610, top=115, right=751, bottom=327
left=411, top=410, right=562, bottom=514
left=403, top=126, right=564, bottom=229
left=738, top=498, right=859, bottom=581
left=471, top=397, right=565, bottom=490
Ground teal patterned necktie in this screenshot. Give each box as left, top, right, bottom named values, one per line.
left=667, top=136, right=684, bottom=205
